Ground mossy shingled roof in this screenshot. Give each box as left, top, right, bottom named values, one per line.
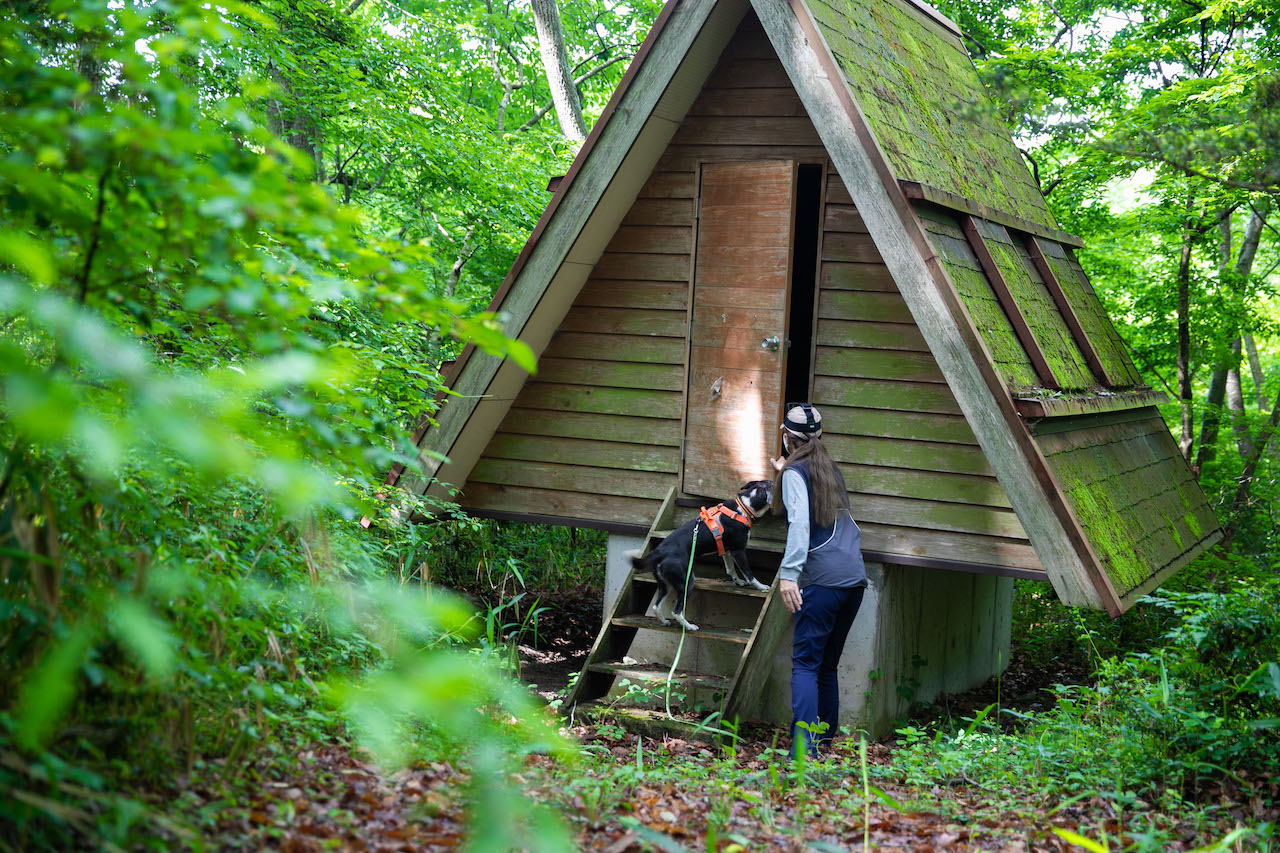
left=1037, top=413, right=1220, bottom=601
left=807, top=0, right=1057, bottom=230
left=975, top=218, right=1097, bottom=391
left=1038, top=241, right=1145, bottom=387
left=919, top=211, right=1041, bottom=390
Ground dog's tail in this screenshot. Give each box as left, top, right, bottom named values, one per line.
left=629, top=549, right=654, bottom=570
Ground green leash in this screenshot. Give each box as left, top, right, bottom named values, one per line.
left=663, top=523, right=699, bottom=718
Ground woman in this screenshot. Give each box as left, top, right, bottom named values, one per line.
left=770, top=403, right=867, bottom=755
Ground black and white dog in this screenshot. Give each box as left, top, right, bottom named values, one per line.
left=631, top=480, right=774, bottom=632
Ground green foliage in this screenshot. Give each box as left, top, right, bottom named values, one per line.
left=0, top=0, right=621, bottom=847
left=413, top=517, right=607, bottom=594
left=889, top=570, right=1280, bottom=839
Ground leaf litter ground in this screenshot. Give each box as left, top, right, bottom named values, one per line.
left=189, top=596, right=1274, bottom=851
left=194, top=729, right=1269, bottom=851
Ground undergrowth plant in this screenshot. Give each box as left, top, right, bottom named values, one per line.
left=886, top=564, right=1280, bottom=844
left=0, top=1, right=569, bottom=848
left=419, top=518, right=608, bottom=596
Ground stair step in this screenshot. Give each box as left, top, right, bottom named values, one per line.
left=611, top=615, right=753, bottom=644
left=651, top=529, right=786, bottom=554
left=572, top=703, right=725, bottom=744
left=587, top=662, right=732, bottom=691
left=632, top=574, right=769, bottom=598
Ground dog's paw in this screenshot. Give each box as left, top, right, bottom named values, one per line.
left=657, top=616, right=672, bottom=626
left=748, top=578, right=769, bottom=591
left=645, top=605, right=659, bottom=618
left=678, top=618, right=700, bottom=632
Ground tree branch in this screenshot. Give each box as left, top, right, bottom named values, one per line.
left=515, top=54, right=629, bottom=133
left=1130, top=350, right=1178, bottom=400
left=1093, top=141, right=1280, bottom=195
left=78, top=165, right=111, bottom=305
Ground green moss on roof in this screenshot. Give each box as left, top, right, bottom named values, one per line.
left=922, top=215, right=1040, bottom=390
left=1038, top=414, right=1221, bottom=599
left=978, top=222, right=1096, bottom=390
left=1038, top=243, right=1144, bottom=388
left=808, top=0, right=1057, bottom=230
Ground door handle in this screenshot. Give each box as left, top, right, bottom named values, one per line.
left=762, top=335, right=781, bottom=352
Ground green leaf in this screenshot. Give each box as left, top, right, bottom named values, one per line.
left=14, top=620, right=98, bottom=751
left=867, top=783, right=902, bottom=810
left=0, top=231, right=54, bottom=284
left=1051, top=828, right=1110, bottom=852
left=110, top=598, right=176, bottom=680
left=506, top=338, right=537, bottom=374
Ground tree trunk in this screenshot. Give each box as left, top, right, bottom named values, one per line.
left=1238, top=205, right=1271, bottom=410
left=445, top=228, right=477, bottom=299
left=1218, top=384, right=1280, bottom=553
left=530, top=0, right=588, bottom=144
left=1227, top=368, right=1253, bottom=458
left=266, top=64, right=322, bottom=180
left=1191, top=212, right=1234, bottom=476
left=1193, top=339, right=1238, bottom=476
left=1245, top=334, right=1267, bottom=411
left=1176, top=197, right=1196, bottom=462
left=1191, top=204, right=1269, bottom=473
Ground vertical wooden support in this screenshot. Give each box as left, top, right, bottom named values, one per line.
left=721, top=577, right=791, bottom=724
left=961, top=215, right=1060, bottom=389
left=1025, top=235, right=1116, bottom=387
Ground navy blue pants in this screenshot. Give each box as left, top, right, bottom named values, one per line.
left=790, top=583, right=865, bottom=753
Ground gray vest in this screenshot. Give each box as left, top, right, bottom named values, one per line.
left=789, top=460, right=867, bottom=589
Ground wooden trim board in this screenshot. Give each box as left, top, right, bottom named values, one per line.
left=961, top=215, right=1060, bottom=389
left=1015, top=389, right=1169, bottom=419
left=900, top=181, right=1086, bottom=248
left=1025, top=235, right=1113, bottom=386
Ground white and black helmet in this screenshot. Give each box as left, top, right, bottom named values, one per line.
left=781, top=403, right=822, bottom=439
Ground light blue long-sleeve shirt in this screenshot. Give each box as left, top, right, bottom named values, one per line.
left=779, top=467, right=809, bottom=584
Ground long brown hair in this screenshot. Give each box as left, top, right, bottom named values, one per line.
left=773, top=434, right=849, bottom=528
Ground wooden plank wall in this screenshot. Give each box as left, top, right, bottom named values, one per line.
left=463, top=12, right=1045, bottom=572
left=463, top=15, right=824, bottom=528
left=813, top=175, right=1042, bottom=571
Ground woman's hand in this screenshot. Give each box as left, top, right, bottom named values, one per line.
left=770, top=455, right=787, bottom=472
left=780, top=579, right=803, bottom=613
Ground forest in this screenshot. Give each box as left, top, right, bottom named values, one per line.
left=0, top=0, right=1278, bottom=849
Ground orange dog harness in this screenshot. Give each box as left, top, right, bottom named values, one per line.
left=698, top=497, right=754, bottom=556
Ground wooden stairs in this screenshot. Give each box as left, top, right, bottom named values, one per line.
left=565, top=487, right=793, bottom=726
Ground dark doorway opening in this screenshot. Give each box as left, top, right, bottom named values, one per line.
left=785, top=164, right=824, bottom=405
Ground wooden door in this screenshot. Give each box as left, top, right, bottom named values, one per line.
left=681, top=160, right=798, bottom=498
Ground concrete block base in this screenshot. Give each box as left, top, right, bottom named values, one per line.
left=603, top=534, right=1014, bottom=736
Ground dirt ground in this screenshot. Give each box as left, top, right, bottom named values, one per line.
left=198, top=592, right=1270, bottom=851
left=512, top=589, right=603, bottom=700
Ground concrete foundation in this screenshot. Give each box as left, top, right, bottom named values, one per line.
left=604, top=534, right=1014, bottom=736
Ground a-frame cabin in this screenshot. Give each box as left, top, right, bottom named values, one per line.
left=389, top=0, right=1222, bottom=731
